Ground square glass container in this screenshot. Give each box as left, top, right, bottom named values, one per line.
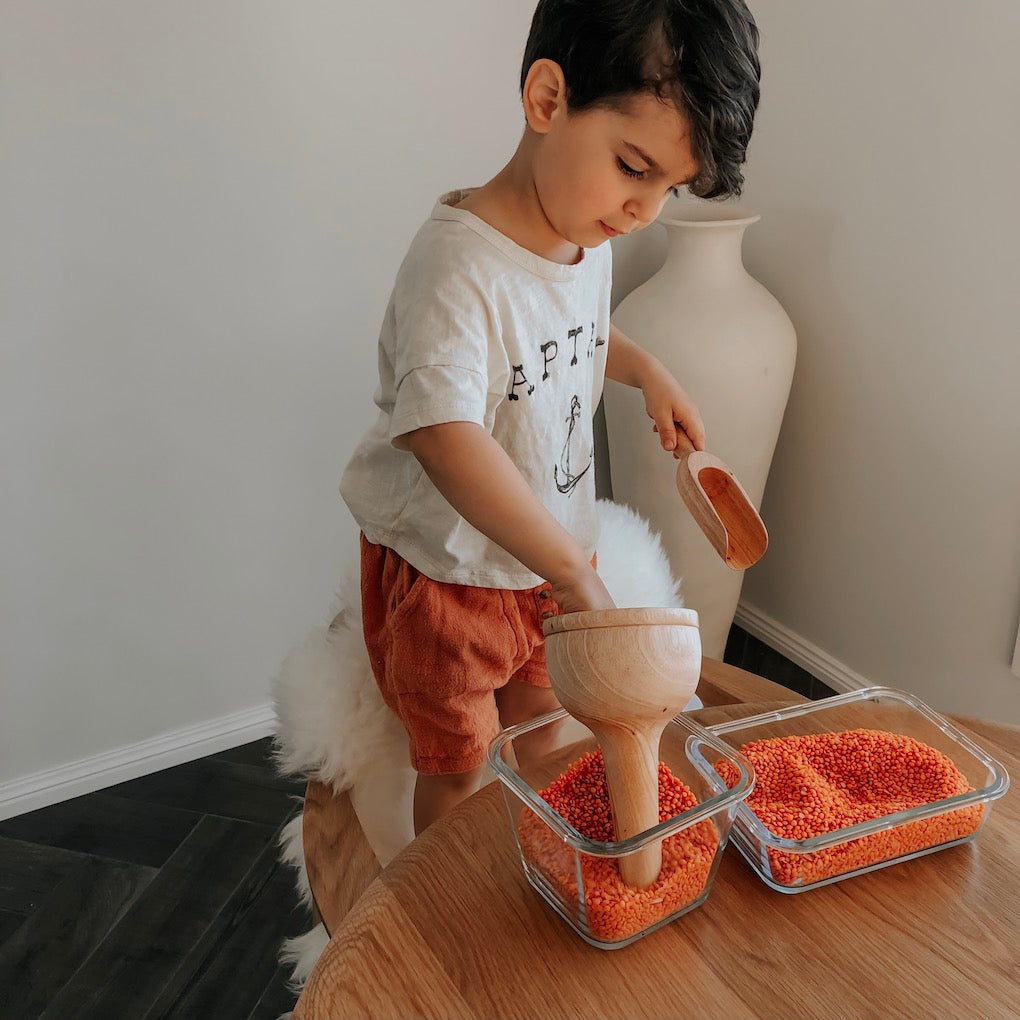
left=697, top=686, right=1010, bottom=893
left=487, top=709, right=753, bottom=949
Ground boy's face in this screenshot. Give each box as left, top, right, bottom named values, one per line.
left=532, top=90, right=699, bottom=250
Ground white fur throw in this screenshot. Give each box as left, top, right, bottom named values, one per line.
left=271, top=498, right=695, bottom=988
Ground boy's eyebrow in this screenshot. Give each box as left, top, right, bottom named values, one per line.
left=624, top=142, right=663, bottom=173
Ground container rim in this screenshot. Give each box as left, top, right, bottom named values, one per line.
left=487, top=708, right=754, bottom=855
left=541, top=605, right=698, bottom=637
left=703, top=685, right=1011, bottom=852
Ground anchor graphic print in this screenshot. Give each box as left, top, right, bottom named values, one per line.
left=554, top=393, right=592, bottom=494
left=506, top=318, right=604, bottom=498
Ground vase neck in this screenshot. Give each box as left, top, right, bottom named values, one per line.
left=661, top=219, right=754, bottom=285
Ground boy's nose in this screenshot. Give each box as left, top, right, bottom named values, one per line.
left=624, top=192, right=666, bottom=229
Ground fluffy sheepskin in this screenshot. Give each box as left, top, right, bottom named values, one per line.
left=271, top=499, right=692, bottom=988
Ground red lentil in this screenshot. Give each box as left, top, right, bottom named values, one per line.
left=517, top=749, right=719, bottom=941
left=714, top=728, right=984, bottom=887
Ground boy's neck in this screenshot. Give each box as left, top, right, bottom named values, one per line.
left=454, top=134, right=583, bottom=266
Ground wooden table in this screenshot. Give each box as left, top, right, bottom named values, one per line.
left=296, top=662, right=1019, bottom=1020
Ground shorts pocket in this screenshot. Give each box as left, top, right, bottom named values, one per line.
left=388, top=560, right=433, bottom=631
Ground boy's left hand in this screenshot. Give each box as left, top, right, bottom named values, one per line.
left=642, top=364, right=706, bottom=457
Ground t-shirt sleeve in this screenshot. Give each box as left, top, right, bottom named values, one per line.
left=387, top=248, right=497, bottom=444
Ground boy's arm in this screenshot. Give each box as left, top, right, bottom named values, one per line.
left=401, top=421, right=615, bottom=615
left=605, top=323, right=706, bottom=456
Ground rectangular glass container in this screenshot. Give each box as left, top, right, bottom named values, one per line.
left=487, top=709, right=753, bottom=949
left=697, top=687, right=1010, bottom=893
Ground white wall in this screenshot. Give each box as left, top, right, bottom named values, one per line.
left=1, top=0, right=534, bottom=803
left=4, top=0, right=1018, bottom=812
left=614, top=1, right=1020, bottom=723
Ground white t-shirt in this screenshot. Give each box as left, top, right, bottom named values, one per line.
left=340, top=190, right=612, bottom=589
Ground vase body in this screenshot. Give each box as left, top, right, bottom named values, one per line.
left=604, top=207, right=796, bottom=658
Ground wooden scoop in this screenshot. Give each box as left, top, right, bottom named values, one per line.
left=674, top=432, right=768, bottom=569
left=542, top=607, right=701, bottom=889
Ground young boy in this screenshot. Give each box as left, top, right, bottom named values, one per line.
left=341, top=0, right=760, bottom=834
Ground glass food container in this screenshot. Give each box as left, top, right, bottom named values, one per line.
left=697, top=687, right=1010, bottom=893
left=488, top=709, right=754, bottom=949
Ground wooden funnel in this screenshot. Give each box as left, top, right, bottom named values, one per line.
left=542, top=607, right=701, bottom=889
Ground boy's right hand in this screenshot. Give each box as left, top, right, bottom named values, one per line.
left=544, top=563, right=616, bottom=617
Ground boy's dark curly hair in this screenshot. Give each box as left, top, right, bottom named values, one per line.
left=520, top=0, right=760, bottom=199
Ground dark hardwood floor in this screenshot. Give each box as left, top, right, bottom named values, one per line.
left=724, top=624, right=838, bottom=701
left=0, top=737, right=307, bottom=1019
left=0, top=626, right=831, bottom=1019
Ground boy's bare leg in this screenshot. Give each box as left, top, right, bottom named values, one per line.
left=496, top=680, right=563, bottom=768
left=413, top=766, right=485, bottom=836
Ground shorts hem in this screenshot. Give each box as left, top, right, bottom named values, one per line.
left=412, top=750, right=488, bottom=776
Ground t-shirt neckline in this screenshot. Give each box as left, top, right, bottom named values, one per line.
left=432, top=189, right=592, bottom=282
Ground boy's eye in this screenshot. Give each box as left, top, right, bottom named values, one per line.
left=619, top=155, right=682, bottom=198
left=616, top=156, right=645, bottom=179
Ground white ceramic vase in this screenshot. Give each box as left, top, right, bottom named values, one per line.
left=604, top=204, right=796, bottom=659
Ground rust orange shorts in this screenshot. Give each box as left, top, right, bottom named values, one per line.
left=360, top=534, right=587, bottom=775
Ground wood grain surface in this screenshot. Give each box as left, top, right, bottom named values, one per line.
left=303, top=785, right=382, bottom=937
left=298, top=694, right=1018, bottom=1020
left=298, top=659, right=1019, bottom=1020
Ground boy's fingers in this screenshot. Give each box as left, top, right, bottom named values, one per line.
left=651, top=418, right=678, bottom=451
left=676, top=415, right=706, bottom=452
left=682, top=423, right=704, bottom=452
left=654, top=420, right=701, bottom=455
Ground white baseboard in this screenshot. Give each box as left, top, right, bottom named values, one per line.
left=734, top=601, right=873, bottom=694
left=0, top=610, right=868, bottom=821
left=0, top=701, right=277, bottom=822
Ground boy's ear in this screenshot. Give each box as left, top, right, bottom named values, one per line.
left=522, top=59, right=568, bottom=134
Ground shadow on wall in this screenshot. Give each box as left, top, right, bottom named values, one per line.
left=599, top=201, right=849, bottom=615
left=596, top=226, right=670, bottom=504
left=737, top=200, right=885, bottom=624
